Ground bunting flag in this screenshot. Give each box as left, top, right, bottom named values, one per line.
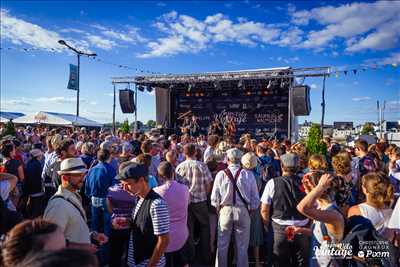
left=0, top=45, right=398, bottom=77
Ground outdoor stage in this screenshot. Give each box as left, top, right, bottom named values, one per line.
left=112, top=67, right=320, bottom=139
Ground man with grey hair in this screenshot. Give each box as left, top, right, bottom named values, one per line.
left=211, top=148, right=259, bottom=267
left=260, top=153, right=309, bottom=267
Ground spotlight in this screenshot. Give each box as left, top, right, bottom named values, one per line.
left=137, top=85, right=145, bottom=92
left=185, top=92, right=191, bottom=97
left=146, top=86, right=153, bottom=92
left=245, top=90, right=251, bottom=96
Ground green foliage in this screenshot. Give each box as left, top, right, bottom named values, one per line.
left=361, top=122, right=375, bottom=135
left=1, top=121, right=16, bottom=138
left=146, top=120, right=156, bottom=128
left=306, top=124, right=327, bottom=155
left=120, top=119, right=130, bottom=134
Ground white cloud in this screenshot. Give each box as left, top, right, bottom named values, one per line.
left=0, top=9, right=91, bottom=52
left=91, top=24, right=147, bottom=44
left=35, top=96, right=76, bottom=104
left=138, top=11, right=282, bottom=58
left=271, top=56, right=300, bottom=64
left=291, top=1, right=400, bottom=52
left=352, top=96, right=371, bottom=102
left=379, top=52, right=400, bottom=65
left=86, top=35, right=117, bottom=50
left=1, top=9, right=64, bottom=51
left=60, top=28, right=85, bottom=34
left=34, top=96, right=97, bottom=105
left=2, top=99, right=32, bottom=106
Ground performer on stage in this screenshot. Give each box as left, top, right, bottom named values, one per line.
left=189, top=115, right=200, bottom=137
left=209, top=117, right=223, bottom=137
left=224, top=115, right=236, bottom=138
left=180, top=115, right=191, bottom=135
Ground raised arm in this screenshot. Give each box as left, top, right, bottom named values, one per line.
left=297, top=174, right=342, bottom=225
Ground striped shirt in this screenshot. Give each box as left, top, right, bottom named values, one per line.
left=127, top=197, right=169, bottom=267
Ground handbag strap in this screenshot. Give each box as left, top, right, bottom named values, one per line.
left=223, top=168, right=249, bottom=212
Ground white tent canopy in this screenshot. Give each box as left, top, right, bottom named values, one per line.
left=12, top=111, right=102, bottom=127
left=0, top=112, right=25, bottom=123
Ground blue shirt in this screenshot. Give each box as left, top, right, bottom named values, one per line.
left=85, top=162, right=116, bottom=198
left=80, top=154, right=94, bottom=169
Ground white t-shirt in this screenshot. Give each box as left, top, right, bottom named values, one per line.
left=0, top=180, right=16, bottom=211
left=260, top=179, right=309, bottom=226
left=387, top=199, right=400, bottom=229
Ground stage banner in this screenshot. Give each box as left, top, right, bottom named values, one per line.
left=173, top=87, right=289, bottom=139
left=67, top=64, right=78, bottom=90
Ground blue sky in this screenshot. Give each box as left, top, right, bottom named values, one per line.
left=1, top=0, right=399, bottom=125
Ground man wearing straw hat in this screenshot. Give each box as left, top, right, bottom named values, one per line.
left=44, top=158, right=107, bottom=252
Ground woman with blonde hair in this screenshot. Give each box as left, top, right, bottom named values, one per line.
left=348, top=172, right=394, bottom=234
left=297, top=172, right=345, bottom=267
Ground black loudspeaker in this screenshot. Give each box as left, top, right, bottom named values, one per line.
left=119, top=89, right=135, bottom=113
left=292, top=85, right=311, bottom=116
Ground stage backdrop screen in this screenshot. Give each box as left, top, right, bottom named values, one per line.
left=172, top=86, right=289, bottom=138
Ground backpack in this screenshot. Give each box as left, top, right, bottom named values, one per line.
left=340, top=216, right=396, bottom=267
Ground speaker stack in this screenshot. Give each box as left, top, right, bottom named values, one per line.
left=119, top=89, right=135, bottom=113
left=292, top=85, right=311, bottom=116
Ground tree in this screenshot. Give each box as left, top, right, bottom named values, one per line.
left=361, top=122, right=375, bottom=135
left=146, top=120, right=156, bottom=128
left=120, top=119, right=130, bottom=134
left=306, top=123, right=327, bottom=155
left=1, top=121, right=16, bottom=138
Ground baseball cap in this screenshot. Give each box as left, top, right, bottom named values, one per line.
left=117, top=163, right=148, bottom=181
left=280, top=153, right=299, bottom=168
left=30, top=149, right=43, bottom=158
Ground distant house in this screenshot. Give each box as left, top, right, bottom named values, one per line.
left=333, top=121, right=354, bottom=130
left=383, top=121, right=399, bottom=132
left=333, top=121, right=355, bottom=140
left=298, top=121, right=312, bottom=139
left=298, top=122, right=333, bottom=139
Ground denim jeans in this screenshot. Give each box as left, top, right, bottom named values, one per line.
left=91, top=197, right=111, bottom=266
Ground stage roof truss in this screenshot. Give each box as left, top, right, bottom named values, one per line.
left=111, top=66, right=330, bottom=86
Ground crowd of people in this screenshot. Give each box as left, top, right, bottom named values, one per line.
left=0, top=123, right=399, bottom=267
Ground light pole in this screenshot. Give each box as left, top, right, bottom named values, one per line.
left=58, top=40, right=96, bottom=117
